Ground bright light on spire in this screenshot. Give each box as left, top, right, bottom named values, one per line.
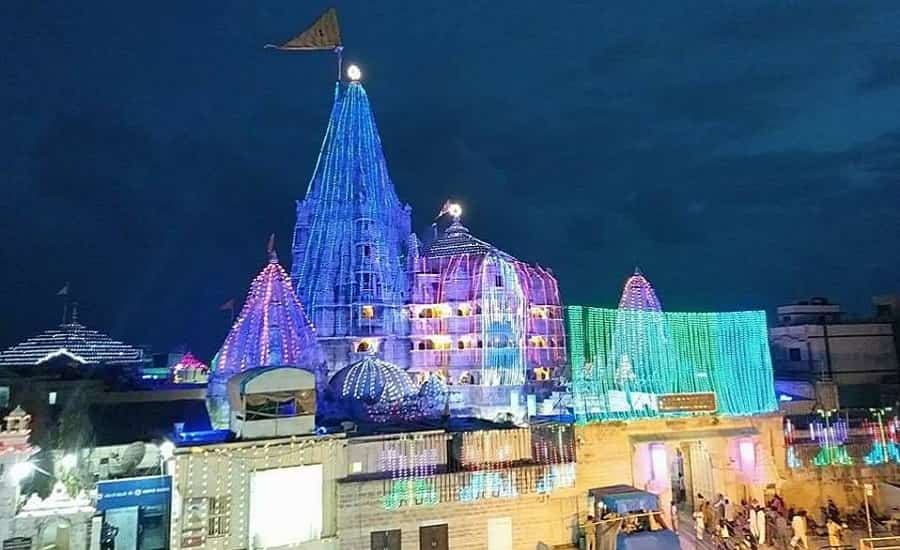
left=347, top=64, right=362, bottom=81
left=448, top=203, right=462, bottom=219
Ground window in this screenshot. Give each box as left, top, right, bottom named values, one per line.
left=361, top=305, right=375, bottom=320
left=371, top=530, right=401, bottom=550
left=48, top=392, right=57, bottom=405
left=362, top=274, right=373, bottom=290
left=789, top=348, right=802, bottom=362
left=357, top=340, right=371, bottom=353
left=494, top=275, right=503, bottom=287
left=363, top=245, right=372, bottom=257
left=208, top=497, right=231, bottom=537
left=0, top=386, right=9, bottom=408
left=457, top=341, right=466, bottom=350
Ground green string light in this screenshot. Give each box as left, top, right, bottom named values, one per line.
left=566, top=306, right=777, bottom=422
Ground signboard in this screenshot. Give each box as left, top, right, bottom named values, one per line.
left=96, top=475, right=172, bottom=511
left=658, top=392, right=717, bottom=414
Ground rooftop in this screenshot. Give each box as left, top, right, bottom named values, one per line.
left=424, top=219, right=514, bottom=260
left=0, top=321, right=145, bottom=368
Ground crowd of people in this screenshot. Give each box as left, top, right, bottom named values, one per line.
left=689, top=493, right=847, bottom=549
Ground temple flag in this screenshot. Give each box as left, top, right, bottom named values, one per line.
left=436, top=200, right=452, bottom=219
left=219, top=299, right=236, bottom=311
left=57, top=282, right=69, bottom=296
left=266, top=8, right=341, bottom=51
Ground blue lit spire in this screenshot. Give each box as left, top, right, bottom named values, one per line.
left=291, top=80, right=412, bottom=373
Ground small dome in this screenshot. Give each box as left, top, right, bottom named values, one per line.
left=419, top=373, right=448, bottom=399
left=330, top=355, right=417, bottom=405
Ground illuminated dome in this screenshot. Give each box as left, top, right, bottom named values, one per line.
left=329, top=354, right=416, bottom=406
left=618, top=267, right=662, bottom=312
left=419, top=373, right=448, bottom=399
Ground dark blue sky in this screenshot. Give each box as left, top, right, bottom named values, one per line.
left=2, top=1, right=899, bottom=358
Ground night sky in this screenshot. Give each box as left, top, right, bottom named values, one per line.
left=2, top=1, right=899, bottom=359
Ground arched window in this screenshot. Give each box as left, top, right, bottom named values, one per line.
left=356, top=341, right=370, bottom=353
left=417, top=341, right=426, bottom=351
left=457, top=340, right=466, bottom=350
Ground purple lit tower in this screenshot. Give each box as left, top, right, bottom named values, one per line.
left=291, top=74, right=412, bottom=373
left=207, top=245, right=324, bottom=428
left=408, top=207, right=565, bottom=395
left=618, top=267, right=662, bottom=312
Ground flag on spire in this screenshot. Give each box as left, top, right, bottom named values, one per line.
left=436, top=200, right=452, bottom=219
left=267, top=8, right=341, bottom=51
left=218, top=299, right=236, bottom=312
left=57, top=282, right=69, bottom=296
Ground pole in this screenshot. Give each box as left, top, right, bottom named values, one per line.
left=864, top=483, right=874, bottom=538
left=335, top=46, right=343, bottom=80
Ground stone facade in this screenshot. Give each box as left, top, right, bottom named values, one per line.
left=335, top=414, right=786, bottom=550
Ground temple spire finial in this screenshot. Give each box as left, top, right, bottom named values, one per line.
left=267, top=234, right=278, bottom=263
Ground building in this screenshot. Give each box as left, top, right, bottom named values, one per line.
left=769, top=296, right=900, bottom=407
left=291, top=77, right=413, bottom=373
left=0, top=311, right=149, bottom=445
left=407, top=212, right=565, bottom=415
left=207, top=246, right=324, bottom=428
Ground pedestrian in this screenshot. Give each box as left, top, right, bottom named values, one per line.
left=826, top=498, right=840, bottom=522
left=775, top=510, right=790, bottom=550
left=671, top=500, right=679, bottom=533
left=704, top=501, right=715, bottom=534
left=790, top=510, right=808, bottom=549
left=693, top=508, right=705, bottom=541
left=713, top=493, right=726, bottom=524
left=826, top=517, right=843, bottom=548
left=770, top=493, right=786, bottom=517
left=584, top=515, right=597, bottom=550
left=755, top=504, right=767, bottom=545
left=724, top=498, right=736, bottom=525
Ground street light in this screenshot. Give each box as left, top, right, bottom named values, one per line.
left=9, top=462, right=35, bottom=484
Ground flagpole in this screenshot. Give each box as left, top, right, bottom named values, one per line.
left=335, top=46, right=343, bottom=80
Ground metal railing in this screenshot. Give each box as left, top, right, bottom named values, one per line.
left=859, top=536, right=900, bottom=549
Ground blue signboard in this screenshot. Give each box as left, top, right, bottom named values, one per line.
left=96, top=475, right=172, bottom=511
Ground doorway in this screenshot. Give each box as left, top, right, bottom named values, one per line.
left=684, top=441, right=715, bottom=511
left=419, top=524, right=448, bottom=550
left=670, top=448, right=686, bottom=506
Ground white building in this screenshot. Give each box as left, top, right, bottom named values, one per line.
left=770, top=296, right=900, bottom=406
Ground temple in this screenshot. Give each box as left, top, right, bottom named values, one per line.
left=207, top=245, right=324, bottom=428
left=567, top=269, right=778, bottom=422
left=408, top=211, right=565, bottom=414
left=409, top=214, right=566, bottom=384
left=291, top=79, right=412, bottom=373
left=0, top=311, right=145, bottom=369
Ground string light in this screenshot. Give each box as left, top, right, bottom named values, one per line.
left=567, top=270, right=777, bottom=422
left=291, top=81, right=412, bottom=374
left=408, top=215, right=565, bottom=394
left=207, top=250, right=323, bottom=428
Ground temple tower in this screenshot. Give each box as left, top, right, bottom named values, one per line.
left=291, top=75, right=412, bottom=372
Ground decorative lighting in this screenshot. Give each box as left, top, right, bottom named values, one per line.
left=649, top=444, right=667, bottom=481
left=10, top=461, right=34, bottom=483
left=290, top=73, right=411, bottom=375
left=447, top=203, right=462, bottom=219
left=346, top=64, right=362, bottom=81
left=738, top=439, right=756, bottom=472
left=566, top=298, right=777, bottom=423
